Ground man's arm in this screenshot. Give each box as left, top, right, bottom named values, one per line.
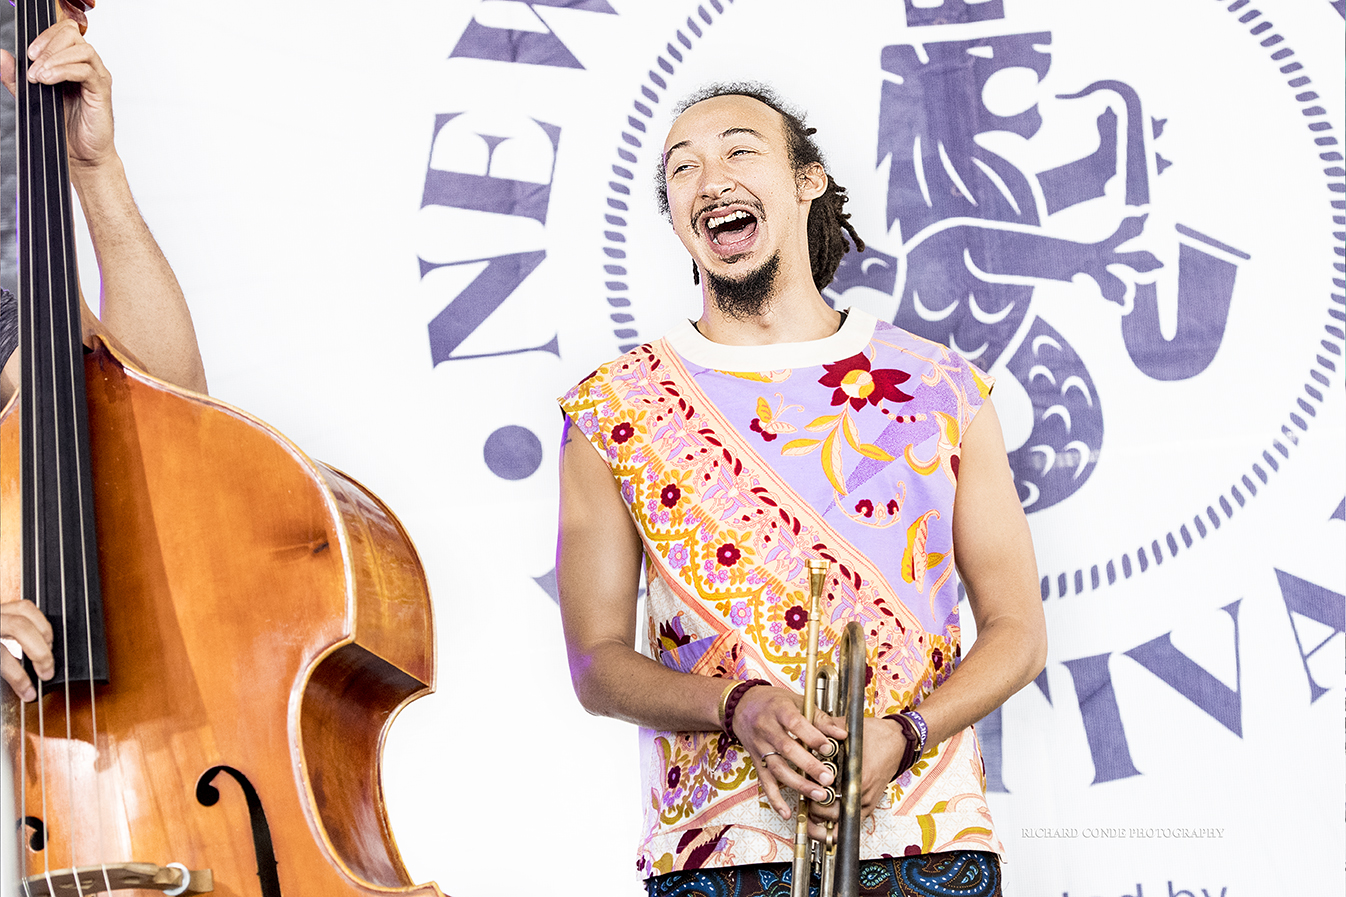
left=0, top=19, right=207, bottom=404
left=556, top=415, right=845, bottom=821
left=921, top=396, right=1048, bottom=742
left=0, top=20, right=208, bottom=699
left=807, top=395, right=1047, bottom=828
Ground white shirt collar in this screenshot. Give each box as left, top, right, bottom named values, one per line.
left=662, top=307, right=878, bottom=372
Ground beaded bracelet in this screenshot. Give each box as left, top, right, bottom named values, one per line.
left=722, top=679, right=770, bottom=742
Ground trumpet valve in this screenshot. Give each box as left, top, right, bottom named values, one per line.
left=817, top=736, right=840, bottom=759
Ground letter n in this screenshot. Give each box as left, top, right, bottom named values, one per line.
left=450, top=0, right=618, bottom=69
left=1124, top=600, right=1243, bottom=736
left=424, top=252, right=556, bottom=365
left=1062, top=653, right=1141, bottom=784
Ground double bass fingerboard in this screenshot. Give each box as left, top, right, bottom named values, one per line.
left=14, top=0, right=108, bottom=686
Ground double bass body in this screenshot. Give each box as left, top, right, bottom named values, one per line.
left=1, top=341, right=444, bottom=897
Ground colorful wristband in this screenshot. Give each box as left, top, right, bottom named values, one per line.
left=901, top=709, right=928, bottom=755
left=722, top=678, right=770, bottom=742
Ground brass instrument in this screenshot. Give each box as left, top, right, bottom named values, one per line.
left=791, top=560, right=868, bottom=897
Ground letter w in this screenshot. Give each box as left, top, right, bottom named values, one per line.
left=1124, top=600, right=1243, bottom=736
left=450, top=0, right=618, bottom=69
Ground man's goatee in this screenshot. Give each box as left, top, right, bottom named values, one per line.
left=706, top=252, right=781, bottom=320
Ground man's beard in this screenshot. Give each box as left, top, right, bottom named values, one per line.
left=705, top=251, right=781, bottom=320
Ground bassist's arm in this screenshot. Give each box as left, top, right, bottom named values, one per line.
left=1, top=19, right=207, bottom=699
left=0, top=18, right=207, bottom=405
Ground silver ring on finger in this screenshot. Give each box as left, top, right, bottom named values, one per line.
left=759, top=751, right=781, bottom=764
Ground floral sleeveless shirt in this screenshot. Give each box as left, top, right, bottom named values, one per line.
left=559, top=309, right=1003, bottom=877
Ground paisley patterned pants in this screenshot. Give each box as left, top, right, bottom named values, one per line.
left=645, top=851, right=1001, bottom=897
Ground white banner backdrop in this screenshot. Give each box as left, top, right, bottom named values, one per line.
left=3, top=1, right=1343, bottom=896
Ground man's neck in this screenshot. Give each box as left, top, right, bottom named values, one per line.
left=695, top=283, right=841, bottom=346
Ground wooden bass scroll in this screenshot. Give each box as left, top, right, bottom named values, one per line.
left=1, top=2, right=446, bottom=895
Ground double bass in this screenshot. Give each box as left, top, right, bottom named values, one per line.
left=1, top=3, right=445, bottom=895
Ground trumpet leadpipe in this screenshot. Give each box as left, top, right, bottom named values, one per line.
left=791, top=559, right=831, bottom=897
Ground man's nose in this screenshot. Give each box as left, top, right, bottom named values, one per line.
left=698, top=162, right=734, bottom=198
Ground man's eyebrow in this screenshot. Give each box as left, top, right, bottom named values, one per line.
left=663, top=128, right=768, bottom=166
left=720, top=127, right=766, bottom=141
left=663, top=139, right=691, bottom=163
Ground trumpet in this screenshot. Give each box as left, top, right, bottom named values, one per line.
left=791, top=560, right=867, bottom=897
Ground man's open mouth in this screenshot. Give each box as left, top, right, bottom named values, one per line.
left=701, top=207, right=759, bottom=255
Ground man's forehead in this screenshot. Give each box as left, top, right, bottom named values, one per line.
left=662, top=94, right=786, bottom=155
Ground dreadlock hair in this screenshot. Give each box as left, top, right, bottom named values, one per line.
left=655, top=82, right=866, bottom=291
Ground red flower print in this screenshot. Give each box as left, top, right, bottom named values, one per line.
left=750, top=418, right=778, bottom=442
left=716, top=543, right=741, bottom=567
left=855, top=499, right=874, bottom=518
left=667, top=765, right=682, bottom=789
left=611, top=422, right=635, bottom=443
left=932, top=648, right=944, bottom=671
left=887, top=499, right=901, bottom=516
left=661, top=484, right=682, bottom=507
left=819, top=353, right=915, bottom=411
left=784, top=605, right=808, bottom=631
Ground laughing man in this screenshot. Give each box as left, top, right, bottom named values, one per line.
left=557, top=85, right=1046, bottom=897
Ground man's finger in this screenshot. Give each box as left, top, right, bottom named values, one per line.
left=1, top=653, right=38, bottom=703
left=28, top=60, right=99, bottom=87
left=754, top=756, right=792, bottom=820
left=27, top=43, right=103, bottom=86
left=811, top=710, right=848, bottom=740
left=765, top=743, right=835, bottom=805
left=26, top=19, right=81, bottom=61
left=1, top=49, right=16, bottom=98
left=806, top=817, right=835, bottom=844
left=809, top=797, right=840, bottom=824
left=1, top=602, right=56, bottom=680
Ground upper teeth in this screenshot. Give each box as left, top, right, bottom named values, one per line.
left=707, top=210, right=750, bottom=229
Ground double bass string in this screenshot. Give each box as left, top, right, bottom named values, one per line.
left=14, top=0, right=47, bottom=889
left=14, top=0, right=113, bottom=892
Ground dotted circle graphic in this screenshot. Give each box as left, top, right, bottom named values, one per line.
left=599, top=0, right=732, bottom=353
left=598, top=0, right=1344, bottom=599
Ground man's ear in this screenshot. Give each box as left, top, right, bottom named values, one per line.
left=796, top=162, right=828, bottom=202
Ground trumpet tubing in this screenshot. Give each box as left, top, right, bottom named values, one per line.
left=790, top=561, right=867, bottom=897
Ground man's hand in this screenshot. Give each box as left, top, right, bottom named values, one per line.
left=1, top=19, right=116, bottom=170
left=1, top=601, right=55, bottom=703
left=804, top=716, right=909, bottom=841
left=734, top=685, right=846, bottom=823
left=0, top=18, right=209, bottom=399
